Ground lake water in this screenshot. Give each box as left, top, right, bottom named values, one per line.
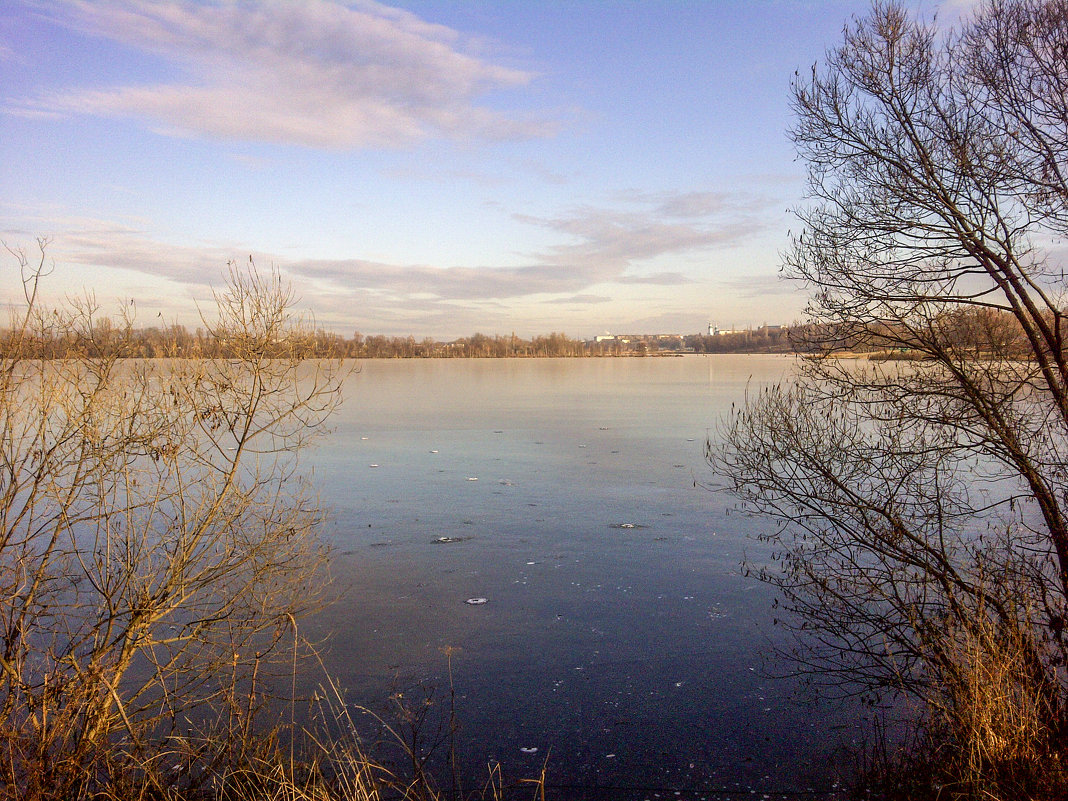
left=303, top=355, right=865, bottom=800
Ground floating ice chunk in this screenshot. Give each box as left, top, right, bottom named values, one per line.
left=430, top=449, right=439, bottom=453
left=465, top=597, right=488, bottom=605
left=369, top=464, right=379, bottom=468
left=433, top=537, right=466, bottom=544
left=466, top=477, right=478, bottom=481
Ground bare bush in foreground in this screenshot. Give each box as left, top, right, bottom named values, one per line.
left=0, top=241, right=344, bottom=797
left=712, top=1, right=1068, bottom=794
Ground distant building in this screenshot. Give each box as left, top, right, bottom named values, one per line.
left=709, top=323, right=742, bottom=336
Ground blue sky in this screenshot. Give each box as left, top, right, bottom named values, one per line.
left=0, top=0, right=968, bottom=338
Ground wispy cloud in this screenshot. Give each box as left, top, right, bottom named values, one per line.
left=520, top=159, right=571, bottom=185
left=285, top=193, right=761, bottom=300
left=516, top=200, right=765, bottom=283
left=54, top=221, right=236, bottom=285
left=293, top=258, right=574, bottom=299
left=616, top=272, right=688, bottom=285
left=718, top=272, right=797, bottom=299
left=557, top=293, right=612, bottom=304
left=20, top=0, right=551, bottom=148
left=5, top=187, right=767, bottom=328
left=619, top=188, right=777, bottom=219
left=654, top=191, right=727, bottom=218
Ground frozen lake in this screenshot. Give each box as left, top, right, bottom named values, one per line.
left=302, top=355, right=864, bottom=799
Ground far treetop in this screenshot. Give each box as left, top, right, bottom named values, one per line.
left=11, top=312, right=1038, bottom=359
left=2, top=321, right=796, bottom=358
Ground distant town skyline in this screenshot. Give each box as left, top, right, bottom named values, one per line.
left=1, top=0, right=975, bottom=338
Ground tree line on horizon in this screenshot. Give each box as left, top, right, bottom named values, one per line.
left=0, top=317, right=800, bottom=358
left=2, top=310, right=1047, bottom=360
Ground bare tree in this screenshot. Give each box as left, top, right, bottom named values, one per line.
left=0, top=242, right=345, bottom=795
left=711, top=0, right=1068, bottom=784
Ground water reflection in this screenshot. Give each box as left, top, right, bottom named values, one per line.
left=302, top=355, right=862, bottom=798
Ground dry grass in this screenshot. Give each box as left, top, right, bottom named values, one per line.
left=0, top=637, right=546, bottom=801
left=944, top=625, right=1049, bottom=784
left=0, top=678, right=547, bottom=801
left=927, top=618, right=1066, bottom=800
left=852, top=611, right=1068, bottom=801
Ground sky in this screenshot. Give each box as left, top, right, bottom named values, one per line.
left=0, top=0, right=974, bottom=339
